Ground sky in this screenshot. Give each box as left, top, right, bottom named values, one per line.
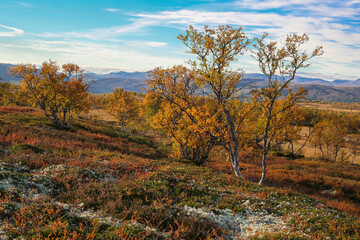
left=0, top=0, right=359, bottom=80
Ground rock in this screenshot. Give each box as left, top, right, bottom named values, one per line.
left=183, top=205, right=290, bottom=239
left=0, top=226, right=9, bottom=240
left=321, top=189, right=338, bottom=196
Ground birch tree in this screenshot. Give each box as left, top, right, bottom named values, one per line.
left=252, top=33, right=323, bottom=185
left=9, top=60, right=90, bottom=129
left=176, top=25, right=250, bottom=177
left=107, top=88, right=139, bottom=133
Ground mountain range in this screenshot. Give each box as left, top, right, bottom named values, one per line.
left=1, top=63, right=360, bottom=102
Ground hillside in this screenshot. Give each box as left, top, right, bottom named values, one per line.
left=292, top=84, right=360, bottom=102
left=89, top=73, right=360, bottom=100
left=0, top=106, right=359, bottom=239
left=0, top=63, right=21, bottom=84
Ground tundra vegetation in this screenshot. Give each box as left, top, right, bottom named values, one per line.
left=0, top=25, right=359, bottom=239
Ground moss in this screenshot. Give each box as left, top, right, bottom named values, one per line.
left=0, top=112, right=54, bottom=127
left=251, top=233, right=306, bottom=240
left=9, top=144, right=44, bottom=154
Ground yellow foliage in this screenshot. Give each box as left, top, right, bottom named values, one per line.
left=8, top=60, right=90, bottom=129
left=106, top=88, right=139, bottom=131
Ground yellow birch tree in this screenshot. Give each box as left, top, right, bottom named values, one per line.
left=252, top=33, right=323, bottom=185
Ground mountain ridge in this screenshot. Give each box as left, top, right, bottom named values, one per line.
left=1, top=63, right=360, bottom=102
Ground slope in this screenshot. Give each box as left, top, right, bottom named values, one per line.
left=292, top=84, right=360, bottom=102
left=0, top=105, right=359, bottom=239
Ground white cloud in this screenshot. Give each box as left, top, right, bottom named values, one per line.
left=141, top=41, right=168, bottom=47
left=104, top=8, right=120, bottom=13
left=133, top=7, right=359, bottom=78
left=36, top=19, right=157, bottom=40
left=232, top=0, right=360, bottom=19
left=296, top=71, right=359, bottom=81
left=17, top=2, right=34, bottom=8
left=0, top=24, right=24, bottom=37
left=345, top=0, right=360, bottom=6
left=233, top=0, right=317, bottom=10
left=300, top=4, right=359, bottom=17
left=1, top=39, right=183, bottom=71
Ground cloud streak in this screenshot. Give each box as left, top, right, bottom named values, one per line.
left=1, top=39, right=182, bottom=72
left=0, top=24, right=24, bottom=37
left=104, top=8, right=120, bottom=13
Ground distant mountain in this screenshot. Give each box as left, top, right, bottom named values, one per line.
left=0, top=63, right=21, bottom=83
left=243, top=74, right=360, bottom=87
left=0, top=63, right=148, bottom=93
left=89, top=71, right=148, bottom=94
left=1, top=63, right=360, bottom=102
left=89, top=72, right=360, bottom=102
left=90, top=71, right=147, bottom=80
left=293, top=76, right=360, bottom=87
left=293, top=76, right=330, bottom=85
left=90, top=77, right=147, bottom=94
left=292, top=84, right=360, bottom=102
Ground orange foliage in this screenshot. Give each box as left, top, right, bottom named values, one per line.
left=106, top=88, right=139, bottom=132
left=8, top=60, right=90, bottom=129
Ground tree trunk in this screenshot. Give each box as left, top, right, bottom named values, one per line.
left=294, top=126, right=312, bottom=157
left=259, top=100, right=274, bottom=185
left=319, top=145, right=325, bottom=159
left=333, top=148, right=339, bottom=162
left=326, top=144, right=330, bottom=159
left=222, top=105, right=243, bottom=178
left=276, top=140, right=281, bottom=151
left=230, top=147, right=242, bottom=177
left=51, top=111, right=64, bottom=128
left=259, top=151, right=267, bottom=185
left=121, top=122, right=127, bottom=134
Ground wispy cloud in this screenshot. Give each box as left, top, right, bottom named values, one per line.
left=346, top=0, right=360, bottom=5
left=232, top=0, right=317, bottom=10
left=17, top=2, right=34, bottom=8
left=0, top=24, right=24, bottom=37
left=104, top=8, right=120, bottom=13
left=141, top=41, right=168, bottom=47
left=234, top=0, right=360, bottom=18
left=0, top=1, right=34, bottom=8
left=1, top=39, right=182, bottom=71
left=36, top=19, right=157, bottom=40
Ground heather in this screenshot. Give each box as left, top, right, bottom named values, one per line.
left=0, top=105, right=359, bottom=239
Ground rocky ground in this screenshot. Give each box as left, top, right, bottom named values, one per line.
left=0, top=107, right=359, bottom=239
left=0, top=160, right=307, bottom=239
left=0, top=160, right=319, bottom=239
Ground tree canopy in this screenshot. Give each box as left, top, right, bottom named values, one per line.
left=9, top=60, right=90, bottom=129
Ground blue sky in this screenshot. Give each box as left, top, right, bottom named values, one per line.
left=0, top=0, right=359, bottom=80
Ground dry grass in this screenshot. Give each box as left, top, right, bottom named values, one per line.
left=299, top=101, right=360, bottom=113
left=280, top=126, right=360, bottom=164
left=79, top=107, right=117, bottom=122
left=206, top=149, right=360, bottom=217
left=84, top=102, right=360, bottom=166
